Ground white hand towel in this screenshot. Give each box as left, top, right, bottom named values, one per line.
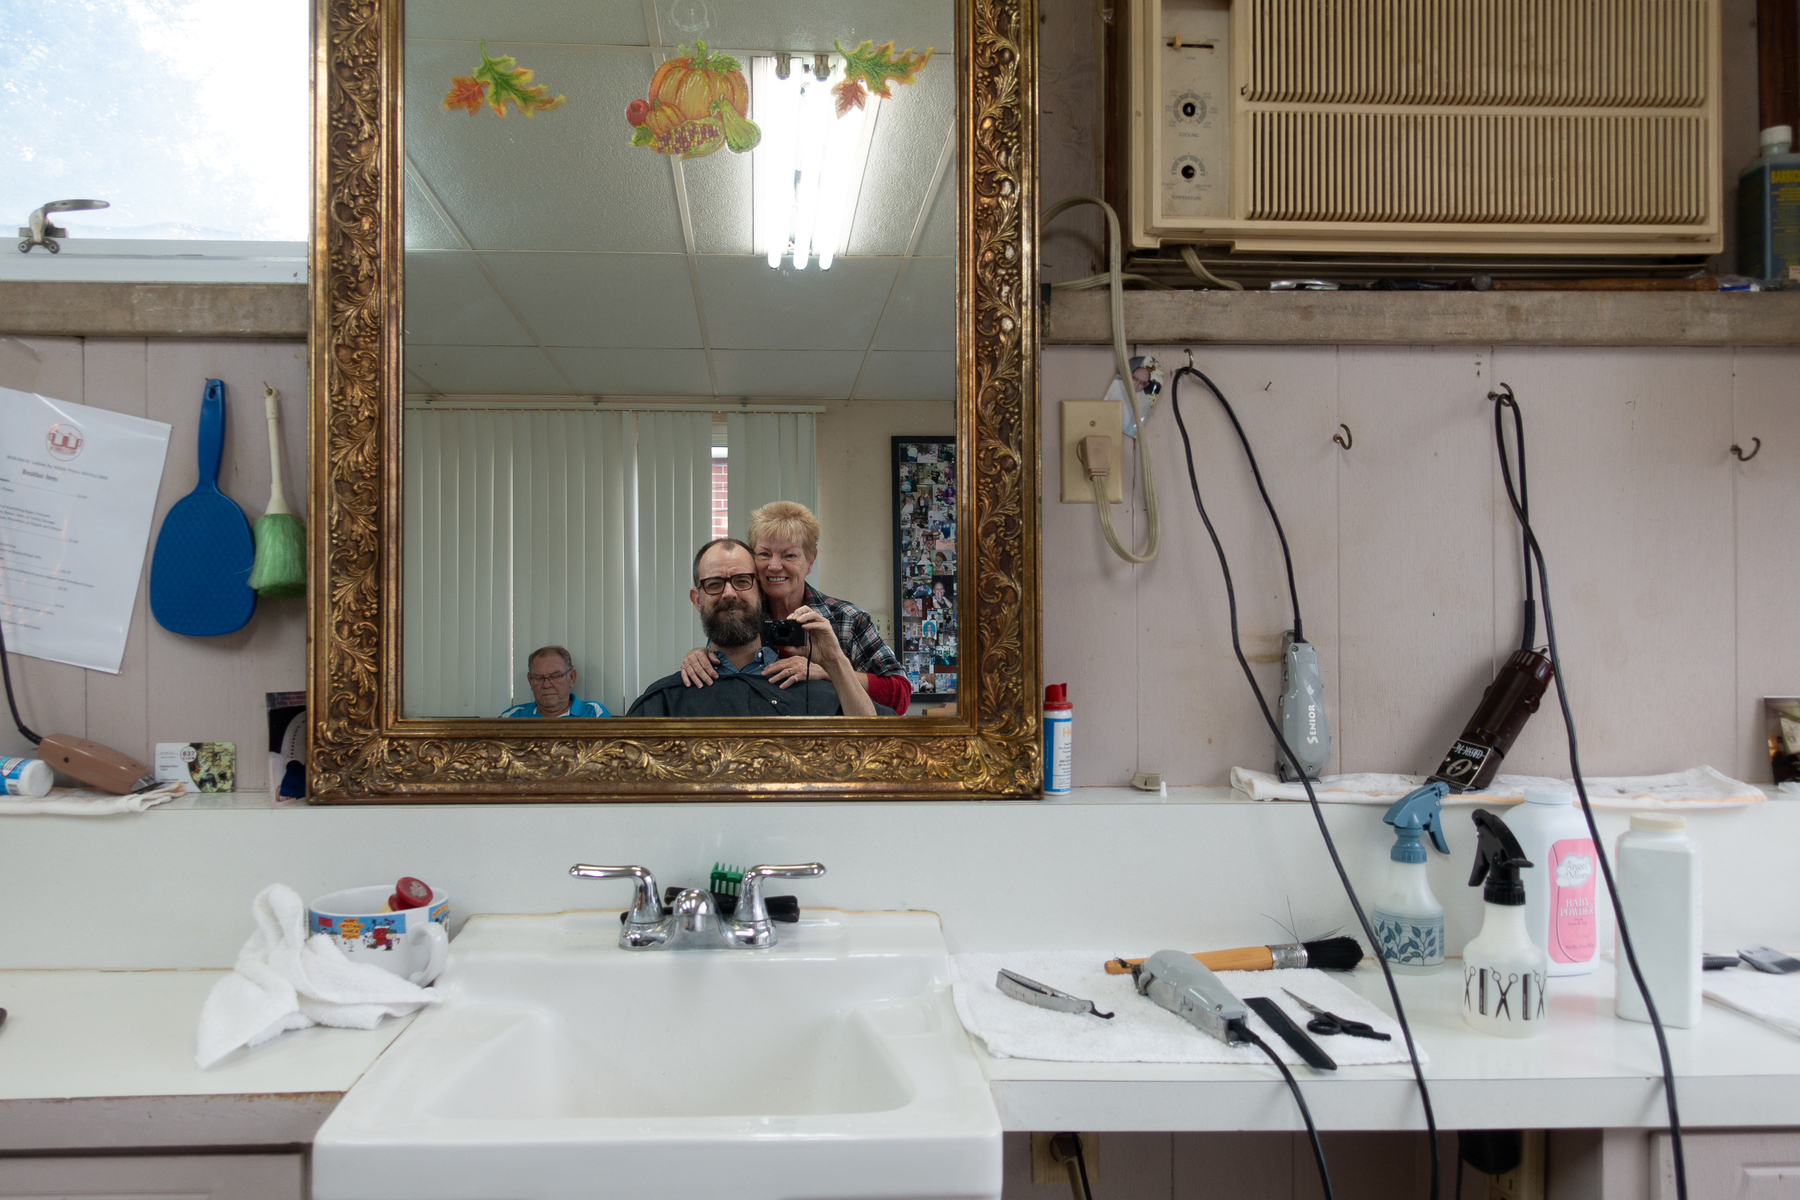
left=1704, top=967, right=1800, bottom=1038
left=951, top=951, right=1419, bottom=1068
left=1230, top=765, right=1761, bottom=809
left=196, top=884, right=442, bottom=1069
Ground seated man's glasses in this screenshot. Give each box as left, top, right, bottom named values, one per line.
left=527, top=669, right=571, bottom=684
left=697, top=573, right=759, bottom=596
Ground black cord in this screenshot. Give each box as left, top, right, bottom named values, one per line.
left=1245, top=1030, right=1333, bottom=1200
left=1185, top=369, right=1305, bottom=644
left=1170, top=367, right=1440, bottom=1200
left=1070, top=1132, right=1096, bottom=1200
left=1488, top=384, right=1687, bottom=1200
left=1455, top=1150, right=1464, bottom=1199
left=0, top=607, right=41, bottom=745
left=1496, top=396, right=1537, bottom=653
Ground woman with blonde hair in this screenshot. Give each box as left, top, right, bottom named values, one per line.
left=679, top=501, right=912, bottom=713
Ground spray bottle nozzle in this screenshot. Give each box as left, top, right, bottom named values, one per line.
left=1382, top=781, right=1450, bottom=862
left=1468, top=809, right=1533, bottom=905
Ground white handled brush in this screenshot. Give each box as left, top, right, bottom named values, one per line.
left=247, top=383, right=306, bottom=599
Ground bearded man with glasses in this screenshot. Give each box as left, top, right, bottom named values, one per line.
left=625, top=538, right=882, bottom=717
left=500, top=646, right=611, bottom=718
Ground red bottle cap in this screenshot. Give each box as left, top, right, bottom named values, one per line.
left=390, top=876, right=433, bottom=910
left=1044, top=683, right=1070, bottom=709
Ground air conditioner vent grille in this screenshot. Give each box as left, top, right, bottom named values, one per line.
left=1244, top=0, right=1708, bottom=108
left=1247, top=112, right=1708, bottom=224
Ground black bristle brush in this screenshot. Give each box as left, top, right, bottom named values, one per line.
left=1103, top=936, right=1363, bottom=975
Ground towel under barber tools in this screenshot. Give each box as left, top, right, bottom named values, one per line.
left=195, top=884, right=441, bottom=1069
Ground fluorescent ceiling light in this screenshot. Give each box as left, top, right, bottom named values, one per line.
left=751, top=55, right=879, bottom=271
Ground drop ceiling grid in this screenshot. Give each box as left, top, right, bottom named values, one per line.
left=403, top=14, right=953, bottom=400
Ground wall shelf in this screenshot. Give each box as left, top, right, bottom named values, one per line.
left=1043, top=288, right=1800, bottom=348
left=0, top=281, right=307, bottom=339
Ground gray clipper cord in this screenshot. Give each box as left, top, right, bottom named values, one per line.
left=996, top=970, right=1114, bottom=1018
left=1277, top=631, right=1331, bottom=781
left=1129, top=950, right=1249, bottom=1045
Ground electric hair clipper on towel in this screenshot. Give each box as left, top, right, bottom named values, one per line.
left=1277, top=631, right=1330, bottom=781
left=1130, top=950, right=1250, bottom=1046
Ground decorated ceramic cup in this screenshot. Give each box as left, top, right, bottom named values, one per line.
left=308, top=885, right=450, bottom=986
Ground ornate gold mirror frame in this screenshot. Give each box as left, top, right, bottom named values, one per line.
left=306, top=0, right=1040, bottom=800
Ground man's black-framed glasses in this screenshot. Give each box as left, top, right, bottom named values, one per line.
left=697, top=573, right=759, bottom=596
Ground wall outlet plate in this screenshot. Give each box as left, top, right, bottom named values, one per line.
left=1060, top=400, right=1125, bottom=504
left=1030, top=1132, right=1100, bottom=1185
left=1483, top=1129, right=1545, bottom=1200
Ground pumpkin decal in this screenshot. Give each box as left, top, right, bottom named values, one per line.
left=627, top=41, right=761, bottom=158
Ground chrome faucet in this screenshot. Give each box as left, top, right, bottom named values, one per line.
left=569, top=862, right=825, bottom=950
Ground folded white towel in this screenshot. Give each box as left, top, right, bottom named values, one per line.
left=1230, top=765, right=1761, bottom=809
left=196, top=884, right=442, bottom=1069
left=1705, top=967, right=1800, bottom=1038
left=0, top=783, right=183, bottom=816
left=950, top=951, right=1419, bottom=1068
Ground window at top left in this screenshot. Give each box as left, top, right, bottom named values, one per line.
left=0, top=0, right=308, bottom=282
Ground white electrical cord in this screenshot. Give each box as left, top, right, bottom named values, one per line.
left=1044, top=195, right=1160, bottom=564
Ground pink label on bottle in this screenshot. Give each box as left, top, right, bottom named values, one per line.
left=1547, top=837, right=1598, bottom=963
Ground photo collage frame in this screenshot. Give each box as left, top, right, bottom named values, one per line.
left=892, top=437, right=957, bottom=704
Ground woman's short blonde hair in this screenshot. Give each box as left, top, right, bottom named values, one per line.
left=747, top=500, right=820, bottom=559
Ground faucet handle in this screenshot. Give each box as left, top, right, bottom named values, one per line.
left=570, top=864, right=662, bottom=924
left=736, top=863, right=825, bottom=924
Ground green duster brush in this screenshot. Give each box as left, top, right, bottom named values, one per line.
left=247, top=383, right=306, bottom=599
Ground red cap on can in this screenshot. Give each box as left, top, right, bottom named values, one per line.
left=1043, top=683, right=1070, bottom=710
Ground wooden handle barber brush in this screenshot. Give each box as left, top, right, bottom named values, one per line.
left=246, top=383, right=306, bottom=599
left=1104, top=936, right=1363, bottom=975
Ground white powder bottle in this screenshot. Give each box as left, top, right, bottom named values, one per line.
left=1614, top=813, right=1703, bottom=1029
left=1506, top=788, right=1600, bottom=976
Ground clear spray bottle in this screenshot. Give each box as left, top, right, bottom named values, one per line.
left=1372, top=781, right=1450, bottom=973
left=1462, top=809, right=1549, bottom=1038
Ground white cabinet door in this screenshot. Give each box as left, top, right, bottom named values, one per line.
left=0, top=1154, right=302, bottom=1200
left=1653, top=1130, right=1800, bottom=1199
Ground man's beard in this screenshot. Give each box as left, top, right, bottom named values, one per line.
left=704, top=595, right=761, bottom=648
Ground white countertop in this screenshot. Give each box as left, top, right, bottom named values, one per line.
left=0, top=969, right=410, bottom=1151
left=981, top=959, right=1800, bottom=1132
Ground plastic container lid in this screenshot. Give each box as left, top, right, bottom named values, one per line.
left=1763, top=125, right=1794, bottom=156
left=1629, top=812, right=1686, bottom=832
left=1522, top=787, right=1573, bottom=806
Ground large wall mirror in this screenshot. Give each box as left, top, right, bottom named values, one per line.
left=307, top=0, right=1039, bottom=799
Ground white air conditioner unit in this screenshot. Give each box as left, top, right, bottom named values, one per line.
left=1124, top=0, right=1723, bottom=256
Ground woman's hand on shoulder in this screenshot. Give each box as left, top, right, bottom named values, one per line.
left=679, top=646, right=718, bottom=688
left=765, top=656, right=830, bottom=688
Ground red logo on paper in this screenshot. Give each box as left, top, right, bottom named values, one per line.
left=46, top=424, right=83, bottom=460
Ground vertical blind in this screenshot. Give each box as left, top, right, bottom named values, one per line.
left=403, top=408, right=712, bottom=717
left=726, top=412, right=818, bottom=544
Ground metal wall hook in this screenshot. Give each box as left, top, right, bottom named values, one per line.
left=1332, top=423, right=1353, bottom=450
left=1731, top=437, right=1761, bottom=462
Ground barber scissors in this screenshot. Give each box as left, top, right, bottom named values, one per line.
left=1281, top=987, right=1391, bottom=1041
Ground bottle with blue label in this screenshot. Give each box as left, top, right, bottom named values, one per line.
left=1, top=755, right=54, bottom=797
left=1739, top=125, right=1800, bottom=283
left=1372, top=781, right=1450, bottom=972
left=1042, top=683, right=1072, bottom=796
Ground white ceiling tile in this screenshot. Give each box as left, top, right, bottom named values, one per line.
left=712, top=350, right=865, bottom=397
left=404, top=251, right=536, bottom=346
left=699, top=256, right=898, bottom=350
left=548, top=347, right=715, bottom=394
left=408, top=0, right=651, bottom=46
left=851, top=351, right=954, bottom=400
left=682, top=151, right=754, bottom=255
left=912, top=165, right=956, bottom=257
left=404, top=174, right=462, bottom=250
left=846, top=72, right=953, bottom=256
left=406, top=346, right=574, bottom=395
left=481, top=252, right=702, bottom=347
left=405, top=45, right=687, bottom=253
left=680, top=0, right=951, bottom=63
left=871, top=257, right=954, bottom=351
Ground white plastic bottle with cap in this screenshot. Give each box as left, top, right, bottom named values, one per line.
left=0, top=755, right=54, bottom=797
left=1614, top=813, right=1703, bottom=1029
left=1505, top=788, right=1600, bottom=976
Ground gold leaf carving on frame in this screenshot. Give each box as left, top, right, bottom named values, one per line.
left=308, top=0, right=1040, bottom=799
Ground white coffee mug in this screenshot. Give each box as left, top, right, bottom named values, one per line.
left=308, top=885, right=449, bottom=986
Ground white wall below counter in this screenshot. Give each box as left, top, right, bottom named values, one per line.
left=1, top=791, right=1791, bottom=971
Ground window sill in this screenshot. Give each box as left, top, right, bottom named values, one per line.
left=1043, top=288, right=1800, bottom=347
left=0, top=280, right=306, bottom=339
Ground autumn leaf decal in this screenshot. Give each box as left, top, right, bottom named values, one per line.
left=832, top=39, right=933, bottom=117
left=443, top=40, right=567, bottom=118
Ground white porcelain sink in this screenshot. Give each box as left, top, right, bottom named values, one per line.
left=312, top=910, right=1001, bottom=1200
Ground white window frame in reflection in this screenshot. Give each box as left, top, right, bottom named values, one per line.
left=750, top=55, right=881, bottom=271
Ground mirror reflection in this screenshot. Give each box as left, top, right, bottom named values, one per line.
left=399, top=0, right=956, bottom=719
